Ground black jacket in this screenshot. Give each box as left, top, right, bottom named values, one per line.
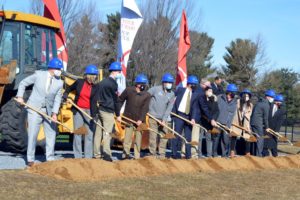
left=250, top=97, right=270, bottom=129
left=269, top=104, right=286, bottom=132
left=95, top=77, right=120, bottom=116
left=201, top=95, right=220, bottom=130
left=63, top=79, right=98, bottom=117
left=211, top=83, right=224, bottom=95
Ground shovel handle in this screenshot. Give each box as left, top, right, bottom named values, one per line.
left=171, top=112, right=207, bottom=132
left=67, top=99, right=108, bottom=133
left=267, top=129, right=293, bottom=146
left=14, top=98, right=73, bottom=133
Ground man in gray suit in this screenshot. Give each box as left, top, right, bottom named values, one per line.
left=16, top=58, right=64, bottom=166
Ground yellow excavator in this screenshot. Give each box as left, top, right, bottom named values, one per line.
left=0, top=10, right=150, bottom=153
left=0, top=10, right=82, bottom=153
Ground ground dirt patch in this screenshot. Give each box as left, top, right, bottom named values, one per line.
left=1, top=169, right=300, bottom=199
left=27, top=155, right=300, bottom=182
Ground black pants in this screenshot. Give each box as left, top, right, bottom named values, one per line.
left=262, top=136, right=278, bottom=157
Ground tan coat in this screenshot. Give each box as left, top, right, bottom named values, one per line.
left=231, top=99, right=253, bottom=135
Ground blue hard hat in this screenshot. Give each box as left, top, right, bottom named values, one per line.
left=162, top=73, right=174, bottom=83
left=135, top=74, right=148, bottom=84
left=226, top=83, right=238, bottom=93
left=85, top=65, right=98, bottom=75
left=48, top=58, right=63, bottom=69
left=240, top=88, right=252, bottom=97
left=265, top=89, right=276, bottom=98
left=187, top=75, right=199, bottom=85
left=109, top=62, right=122, bottom=71
left=274, top=94, right=284, bottom=102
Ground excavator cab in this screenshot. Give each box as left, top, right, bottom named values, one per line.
left=0, top=11, right=63, bottom=153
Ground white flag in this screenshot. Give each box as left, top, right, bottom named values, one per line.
left=117, top=0, right=143, bottom=94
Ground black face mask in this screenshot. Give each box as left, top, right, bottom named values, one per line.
left=227, top=92, right=235, bottom=99
left=190, top=84, right=197, bottom=91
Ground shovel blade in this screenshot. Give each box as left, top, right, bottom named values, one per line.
left=189, top=141, right=199, bottom=146
left=73, top=126, right=87, bottom=135
left=163, top=133, right=175, bottom=139
left=136, top=123, right=148, bottom=131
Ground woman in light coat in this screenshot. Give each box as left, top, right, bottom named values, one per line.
left=230, top=89, right=253, bottom=157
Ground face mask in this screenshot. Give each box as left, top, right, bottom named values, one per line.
left=206, top=91, right=213, bottom=97
left=115, top=73, right=122, bottom=79
left=268, top=98, right=274, bottom=103
left=190, top=85, right=197, bottom=91
left=165, top=83, right=172, bottom=90
left=244, top=96, right=250, bottom=102
left=139, top=85, right=146, bottom=91
left=54, top=70, right=62, bottom=77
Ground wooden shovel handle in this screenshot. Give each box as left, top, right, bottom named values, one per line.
left=67, top=99, right=108, bottom=133
left=14, top=98, right=73, bottom=133
left=171, top=112, right=207, bottom=132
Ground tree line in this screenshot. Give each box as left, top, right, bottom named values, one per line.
left=30, top=0, right=300, bottom=122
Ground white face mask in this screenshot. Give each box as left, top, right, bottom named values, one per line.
left=245, top=96, right=250, bottom=102
left=115, top=73, right=122, bottom=79
left=268, top=97, right=274, bottom=103
left=206, top=91, right=213, bottom=97
left=165, top=83, right=172, bottom=90
left=54, top=70, right=62, bottom=77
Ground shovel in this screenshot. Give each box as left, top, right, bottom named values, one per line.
left=266, top=128, right=293, bottom=146
left=13, top=98, right=85, bottom=135
left=171, top=112, right=208, bottom=133
left=67, top=99, right=110, bottom=135
left=148, top=113, right=198, bottom=145
left=121, top=115, right=149, bottom=132
left=146, top=113, right=175, bottom=139
left=231, top=123, right=258, bottom=142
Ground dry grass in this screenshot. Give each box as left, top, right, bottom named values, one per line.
left=0, top=169, right=300, bottom=200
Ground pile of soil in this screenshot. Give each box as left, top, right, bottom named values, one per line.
left=293, top=141, right=300, bottom=147
left=27, top=155, right=300, bottom=182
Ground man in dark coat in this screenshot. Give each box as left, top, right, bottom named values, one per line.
left=250, top=89, right=275, bottom=157
left=211, top=76, right=224, bottom=96
left=263, top=94, right=286, bottom=157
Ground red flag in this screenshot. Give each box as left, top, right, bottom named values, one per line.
left=43, top=0, right=68, bottom=68
left=176, top=10, right=191, bottom=87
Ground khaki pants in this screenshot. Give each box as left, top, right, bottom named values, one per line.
left=181, top=124, right=200, bottom=158
left=123, top=126, right=142, bottom=159
left=93, top=110, right=114, bottom=159
left=148, top=118, right=169, bottom=157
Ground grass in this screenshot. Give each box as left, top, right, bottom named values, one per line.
left=0, top=169, right=299, bottom=200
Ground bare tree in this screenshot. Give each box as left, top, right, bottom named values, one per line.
left=29, top=0, right=83, bottom=38
left=127, top=0, right=203, bottom=86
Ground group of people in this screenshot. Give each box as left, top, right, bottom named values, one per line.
left=16, top=58, right=286, bottom=166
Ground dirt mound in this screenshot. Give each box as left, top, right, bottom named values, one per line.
left=27, top=155, right=300, bottom=182
left=293, top=141, right=300, bottom=147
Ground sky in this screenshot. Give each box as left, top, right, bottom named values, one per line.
left=1, top=0, right=299, bottom=73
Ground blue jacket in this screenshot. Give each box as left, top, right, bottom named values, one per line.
left=191, top=92, right=213, bottom=123
left=172, top=87, right=199, bottom=120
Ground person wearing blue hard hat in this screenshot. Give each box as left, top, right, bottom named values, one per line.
left=230, top=88, right=254, bottom=157
left=15, top=58, right=64, bottom=166
left=250, top=89, right=275, bottom=157
left=263, top=94, right=287, bottom=157
left=93, top=61, right=122, bottom=161
left=171, top=75, right=214, bottom=159
left=63, top=64, right=99, bottom=159
left=265, top=89, right=276, bottom=103
left=147, top=73, right=175, bottom=158
left=118, top=73, right=151, bottom=160
left=213, top=83, right=238, bottom=157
